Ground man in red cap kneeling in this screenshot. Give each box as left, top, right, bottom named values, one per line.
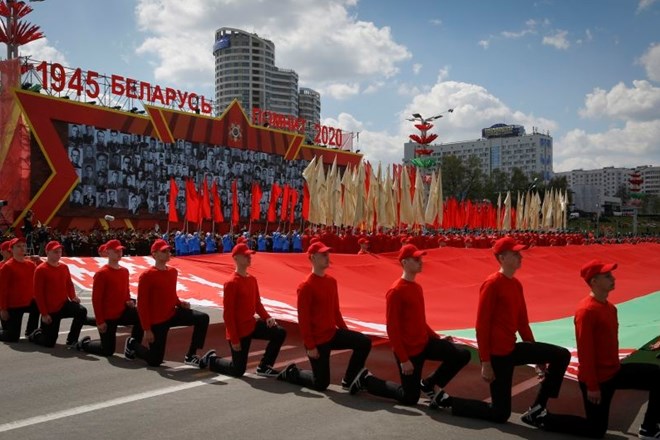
left=349, top=244, right=471, bottom=407
left=0, top=238, right=40, bottom=342
left=30, top=240, right=88, bottom=348
left=523, top=260, right=660, bottom=439
left=75, top=239, right=144, bottom=357
left=276, top=241, right=373, bottom=393
left=452, top=236, right=571, bottom=426
left=199, top=243, right=286, bottom=377
left=128, top=239, right=213, bottom=367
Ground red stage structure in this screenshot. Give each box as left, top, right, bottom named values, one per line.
left=0, top=66, right=362, bottom=233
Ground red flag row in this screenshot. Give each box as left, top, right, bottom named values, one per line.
left=168, top=178, right=304, bottom=226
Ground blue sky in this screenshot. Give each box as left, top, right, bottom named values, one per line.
left=16, top=0, right=660, bottom=172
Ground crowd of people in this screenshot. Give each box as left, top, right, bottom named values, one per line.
left=7, top=223, right=660, bottom=258
left=1, top=234, right=659, bottom=439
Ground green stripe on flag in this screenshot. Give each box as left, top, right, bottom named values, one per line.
left=445, top=291, right=660, bottom=351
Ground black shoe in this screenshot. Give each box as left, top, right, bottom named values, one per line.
left=277, top=363, right=299, bottom=382
left=420, top=379, right=435, bottom=400
left=429, top=389, right=452, bottom=409
left=27, top=328, right=42, bottom=343
left=198, top=349, right=217, bottom=369
left=521, top=404, right=547, bottom=428
left=349, top=368, right=371, bottom=395
left=340, top=378, right=349, bottom=390
left=74, top=336, right=91, bottom=351
left=256, top=364, right=280, bottom=377
left=184, top=353, right=201, bottom=367
left=639, top=425, right=660, bottom=439
left=124, top=337, right=136, bottom=360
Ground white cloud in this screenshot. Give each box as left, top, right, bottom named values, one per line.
left=640, top=43, right=660, bottom=82
left=637, top=0, right=658, bottom=13
left=429, top=18, right=442, bottom=26
left=397, top=83, right=421, bottom=96
left=323, top=76, right=559, bottom=168
left=555, top=120, right=660, bottom=171
left=134, top=0, right=411, bottom=92
left=542, top=30, right=570, bottom=50
left=478, top=39, right=491, bottom=50
left=323, top=113, right=404, bottom=164
left=412, top=63, right=422, bottom=75
left=362, top=81, right=385, bottom=94
left=437, top=66, right=450, bottom=82
left=19, top=38, right=69, bottom=66
left=319, top=82, right=360, bottom=100
left=580, top=80, right=660, bottom=122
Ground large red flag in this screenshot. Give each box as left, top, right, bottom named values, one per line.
left=302, top=181, right=310, bottom=221
left=250, top=182, right=263, bottom=221
left=185, top=178, right=200, bottom=224
left=231, top=179, right=239, bottom=226
left=201, top=178, right=211, bottom=220
left=211, top=181, right=224, bottom=223
left=289, top=189, right=298, bottom=223
left=168, top=177, right=178, bottom=222
left=280, top=184, right=290, bottom=222
left=267, top=183, right=282, bottom=222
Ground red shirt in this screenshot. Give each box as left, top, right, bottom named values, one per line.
left=34, top=262, right=76, bottom=315
left=575, top=295, right=620, bottom=391
left=0, top=259, right=36, bottom=309
left=92, top=265, right=131, bottom=325
left=386, top=278, right=438, bottom=362
left=297, top=273, right=347, bottom=349
left=137, top=266, right=181, bottom=331
left=223, top=272, right=270, bottom=344
left=476, top=272, right=534, bottom=362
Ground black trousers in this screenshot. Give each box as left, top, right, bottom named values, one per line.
left=0, top=300, right=40, bottom=342
left=540, top=362, right=660, bottom=438
left=365, top=338, right=471, bottom=405
left=288, top=328, right=371, bottom=391
left=134, top=308, right=209, bottom=367
left=452, top=341, right=571, bottom=423
left=210, top=320, right=286, bottom=377
left=32, top=301, right=88, bottom=348
left=83, top=306, right=143, bottom=357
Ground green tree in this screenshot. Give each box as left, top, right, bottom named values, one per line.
left=440, top=155, right=466, bottom=199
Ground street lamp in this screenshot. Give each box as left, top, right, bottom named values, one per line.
left=406, top=108, right=454, bottom=124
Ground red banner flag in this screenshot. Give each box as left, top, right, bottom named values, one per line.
left=231, top=179, right=239, bottom=226
left=168, top=177, right=178, bottom=222
left=267, top=183, right=282, bottom=222
left=250, top=182, right=263, bottom=221
left=302, top=181, right=310, bottom=221
left=280, top=184, right=290, bottom=222
left=289, top=189, right=298, bottom=223
left=185, top=178, right=200, bottom=224
left=211, top=181, right=224, bottom=223
left=201, top=178, right=211, bottom=220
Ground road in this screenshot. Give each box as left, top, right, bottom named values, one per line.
left=0, top=292, right=645, bottom=440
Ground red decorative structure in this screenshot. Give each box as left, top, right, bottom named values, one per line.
left=407, top=111, right=453, bottom=172
left=0, top=0, right=45, bottom=59
left=629, top=170, right=644, bottom=206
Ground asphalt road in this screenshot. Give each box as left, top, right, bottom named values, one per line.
left=0, top=292, right=646, bottom=440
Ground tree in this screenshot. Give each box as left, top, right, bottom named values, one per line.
left=509, top=168, right=530, bottom=195
left=483, top=169, right=510, bottom=203
left=440, top=155, right=467, bottom=200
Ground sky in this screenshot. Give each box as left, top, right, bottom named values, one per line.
left=15, top=0, right=660, bottom=172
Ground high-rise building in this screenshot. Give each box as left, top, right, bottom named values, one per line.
left=298, top=87, right=321, bottom=141
left=404, top=123, right=553, bottom=180
left=213, top=27, right=319, bottom=124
